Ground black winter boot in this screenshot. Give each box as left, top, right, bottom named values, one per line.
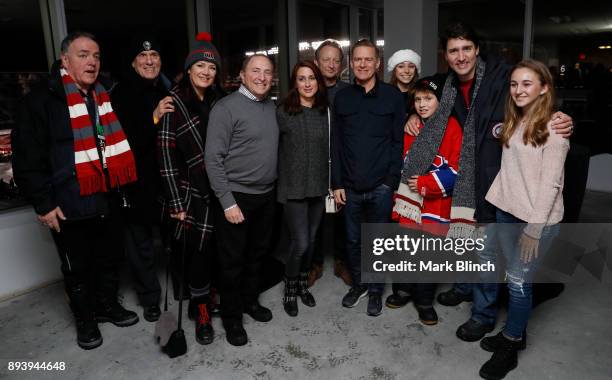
left=298, top=272, right=316, bottom=307
left=415, top=305, right=438, bottom=325
left=75, top=318, right=103, bottom=350
left=481, top=330, right=527, bottom=352
left=95, top=297, right=139, bottom=327
left=479, top=334, right=522, bottom=380
left=67, top=284, right=102, bottom=350
left=385, top=291, right=411, bottom=308
left=283, top=277, right=298, bottom=317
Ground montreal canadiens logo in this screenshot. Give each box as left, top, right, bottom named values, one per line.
left=492, top=123, right=503, bottom=139
left=432, top=155, right=444, bottom=168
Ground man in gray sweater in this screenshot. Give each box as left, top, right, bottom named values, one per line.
left=205, top=54, right=279, bottom=346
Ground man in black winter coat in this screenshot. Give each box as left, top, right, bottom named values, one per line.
left=11, top=32, right=139, bottom=350
left=404, top=22, right=573, bottom=380
left=111, top=35, right=172, bottom=323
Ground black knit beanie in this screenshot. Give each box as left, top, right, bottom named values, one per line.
left=184, top=32, right=221, bottom=71
left=128, top=34, right=162, bottom=60
left=413, top=74, right=445, bottom=101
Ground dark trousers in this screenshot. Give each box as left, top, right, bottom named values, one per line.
left=311, top=210, right=347, bottom=266
left=184, top=236, right=214, bottom=292
left=51, top=214, right=123, bottom=319
left=123, top=222, right=161, bottom=306
left=390, top=226, right=437, bottom=305
left=392, top=283, right=436, bottom=306
left=168, top=232, right=216, bottom=299
left=344, top=184, right=393, bottom=294
left=452, top=282, right=473, bottom=296
left=214, top=191, right=276, bottom=322
left=283, top=197, right=325, bottom=277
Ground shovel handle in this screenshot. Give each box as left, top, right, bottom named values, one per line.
left=176, top=220, right=187, bottom=330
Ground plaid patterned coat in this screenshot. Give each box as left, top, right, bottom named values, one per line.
left=157, top=84, right=222, bottom=251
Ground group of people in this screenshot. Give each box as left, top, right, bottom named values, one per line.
left=11, top=21, right=574, bottom=380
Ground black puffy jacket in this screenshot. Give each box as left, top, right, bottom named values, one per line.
left=451, top=54, right=512, bottom=223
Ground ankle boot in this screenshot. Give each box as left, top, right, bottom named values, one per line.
left=189, top=294, right=212, bottom=320
left=195, top=302, right=214, bottom=345
left=479, top=334, right=521, bottom=380
left=283, top=277, right=298, bottom=317
left=298, top=272, right=316, bottom=307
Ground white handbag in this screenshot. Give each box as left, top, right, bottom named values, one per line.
left=325, top=107, right=338, bottom=213
left=325, top=190, right=338, bottom=213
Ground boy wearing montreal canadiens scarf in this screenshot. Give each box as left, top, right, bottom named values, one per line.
left=12, top=32, right=139, bottom=350
left=390, top=75, right=463, bottom=325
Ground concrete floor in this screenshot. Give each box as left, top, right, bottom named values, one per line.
left=1, top=267, right=611, bottom=379
left=1, top=191, right=611, bottom=380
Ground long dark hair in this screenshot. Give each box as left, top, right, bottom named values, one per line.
left=389, top=68, right=419, bottom=92
left=177, top=62, right=226, bottom=106
left=282, top=60, right=328, bottom=115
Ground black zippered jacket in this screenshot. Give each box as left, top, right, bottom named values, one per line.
left=331, top=79, right=405, bottom=192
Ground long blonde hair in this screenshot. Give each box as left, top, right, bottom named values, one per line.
left=500, top=59, right=555, bottom=147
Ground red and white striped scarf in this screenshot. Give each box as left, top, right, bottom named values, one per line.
left=61, top=67, right=137, bottom=195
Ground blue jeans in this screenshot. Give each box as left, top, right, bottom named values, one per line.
left=472, top=209, right=559, bottom=339
left=344, top=184, right=393, bottom=295
left=470, top=222, right=502, bottom=327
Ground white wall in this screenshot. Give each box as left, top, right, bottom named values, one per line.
left=0, top=206, right=61, bottom=301
left=384, top=0, right=438, bottom=79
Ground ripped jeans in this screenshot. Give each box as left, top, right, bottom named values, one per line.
left=473, top=208, right=559, bottom=340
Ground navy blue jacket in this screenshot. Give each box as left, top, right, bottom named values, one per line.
left=331, top=79, right=405, bottom=192
left=11, top=61, right=112, bottom=220
left=451, top=54, right=512, bottom=223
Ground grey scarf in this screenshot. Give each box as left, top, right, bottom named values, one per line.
left=400, top=57, right=487, bottom=235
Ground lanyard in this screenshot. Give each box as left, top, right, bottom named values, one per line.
left=90, top=91, right=107, bottom=168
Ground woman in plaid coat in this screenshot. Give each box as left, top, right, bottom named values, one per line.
left=157, top=32, right=225, bottom=346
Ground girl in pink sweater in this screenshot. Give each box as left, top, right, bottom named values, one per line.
left=478, top=59, right=569, bottom=380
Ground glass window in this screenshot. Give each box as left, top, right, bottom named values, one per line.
left=359, top=8, right=372, bottom=40
left=376, top=8, right=384, bottom=53
left=298, top=0, right=350, bottom=81
left=0, top=0, right=45, bottom=209
left=64, top=0, right=188, bottom=82
left=358, top=7, right=385, bottom=78
left=533, top=0, right=612, bottom=155
left=211, top=0, right=279, bottom=99
left=0, top=0, right=46, bottom=72
left=438, top=0, right=525, bottom=72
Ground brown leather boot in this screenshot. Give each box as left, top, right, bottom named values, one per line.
left=334, top=259, right=352, bottom=286
left=307, top=263, right=323, bottom=287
